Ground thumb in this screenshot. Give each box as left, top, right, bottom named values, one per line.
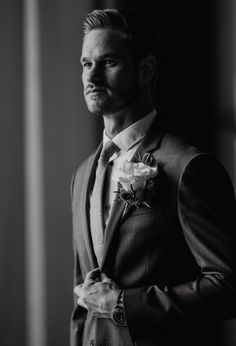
left=100, top=272, right=118, bottom=287
left=100, top=272, right=109, bottom=281
left=85, top=268, right=100, bottom=282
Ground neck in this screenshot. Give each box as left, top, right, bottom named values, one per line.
left=103, top=96, right=154, bottom=139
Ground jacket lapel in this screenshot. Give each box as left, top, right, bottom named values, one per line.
left=101, top=188, right=126, bottom=269
left=101, top=118, right=166, bottom=270
left=79, top=142, right=103, bottom=269
left=130, top=118, right=166, bottom=162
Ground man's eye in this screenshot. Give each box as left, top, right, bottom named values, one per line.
left=83, top=62, right=92, bottom=69
left=104, top=59, right=116, bottom=66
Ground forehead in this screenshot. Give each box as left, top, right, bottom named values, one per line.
left=81, top=28, right=130, bottom=59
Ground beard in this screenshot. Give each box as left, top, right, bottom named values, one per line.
left=84, top=86, right=139, bottom=116
left=85, top=93, right=113, bottom=116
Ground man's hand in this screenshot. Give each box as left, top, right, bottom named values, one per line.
left=74, top=268, right=121, bottom=318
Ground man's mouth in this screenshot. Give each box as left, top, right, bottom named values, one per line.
left=86, top=87, right=106, bottom=95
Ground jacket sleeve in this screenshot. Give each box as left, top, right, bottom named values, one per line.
left=70, top=242, right=86, bottom=346
left=70, top=171, right=86, bottom=346
left=123, top=153, right=236, bottom=341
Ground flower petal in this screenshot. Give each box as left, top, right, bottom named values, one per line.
left=119, top=177, right=132, bottom=191
left=119, top=160, right=134, bottom=175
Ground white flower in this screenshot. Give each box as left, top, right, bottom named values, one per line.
left=115, top=159, right=158, bottom=192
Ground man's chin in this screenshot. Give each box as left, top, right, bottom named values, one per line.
left=86, top=101, right=110, bottom=116
left=86, top=105, right=103, bottom=116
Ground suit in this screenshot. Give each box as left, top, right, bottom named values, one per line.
left=70, top=118, right=236, bottom=346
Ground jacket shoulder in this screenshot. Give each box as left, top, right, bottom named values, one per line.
left=155, top=132, right=205, bottom=180
left=159, top=132, right=235, bottom=197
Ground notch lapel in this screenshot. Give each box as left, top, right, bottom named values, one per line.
left=130, top=118, right=166, bottom=163
left=101, top=118, right=166, bottom=270
left=78, top=142, right=103, bottom=269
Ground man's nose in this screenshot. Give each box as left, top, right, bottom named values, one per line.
left=86, top=64, right=102, bottom=83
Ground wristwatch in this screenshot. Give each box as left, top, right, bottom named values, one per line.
left=112, top=306, right=127, bottom=327
left=111, top=290, right=127, bottom=327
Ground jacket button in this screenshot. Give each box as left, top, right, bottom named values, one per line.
left=90, top=340, right=95, bottom=346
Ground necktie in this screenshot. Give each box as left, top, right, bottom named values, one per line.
left=90, top=140, right=119, bottom=267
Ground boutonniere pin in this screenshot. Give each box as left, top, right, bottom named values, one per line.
left=114, top=153, right=158, bottom=214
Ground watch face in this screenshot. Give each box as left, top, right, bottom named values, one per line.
left=113, top=307, right=126, bottom=326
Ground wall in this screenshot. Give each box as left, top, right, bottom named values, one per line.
left=40, top=1, right=99, bottom=345
left=0, top=1, right=25, bottom=345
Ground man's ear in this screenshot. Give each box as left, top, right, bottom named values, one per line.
left=138, top=54, right=157, bottom=85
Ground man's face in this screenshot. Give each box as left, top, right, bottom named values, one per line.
left=81, top=29, right=139, bottom=116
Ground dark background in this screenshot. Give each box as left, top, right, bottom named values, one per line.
left=0, top=0, right=235, bottom=345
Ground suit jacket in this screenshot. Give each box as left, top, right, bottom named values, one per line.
left=70, top=119, right=236, bottom=346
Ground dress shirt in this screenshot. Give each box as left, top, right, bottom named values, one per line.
left=103, top=109, right=157, bottom=225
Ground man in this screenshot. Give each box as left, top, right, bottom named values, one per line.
left=71, top=8, right=236, bottom=346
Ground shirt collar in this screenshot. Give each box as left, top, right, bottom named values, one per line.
left=103, top=109, right=157, bottom=152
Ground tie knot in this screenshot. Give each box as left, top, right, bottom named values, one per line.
left=99, top=140, right=119, bottom=165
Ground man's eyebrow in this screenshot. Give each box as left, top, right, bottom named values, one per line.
left=80, top=53, right=120, bottom=63
left=101, top=53, right=120, bottom=59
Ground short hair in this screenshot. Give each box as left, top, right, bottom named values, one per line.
left=83, top=9, right=160, bottom=65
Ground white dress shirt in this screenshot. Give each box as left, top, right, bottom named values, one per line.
left=103, top=109, right=157, bottom=225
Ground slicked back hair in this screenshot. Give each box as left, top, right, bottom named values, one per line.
left=83, top=9, right=160, bottom=69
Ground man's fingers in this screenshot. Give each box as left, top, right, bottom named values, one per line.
left=74, top=268, right=100, bottom=296
left=74, top=284, right=83, bottom=296
left=77, top=297, right=88, bottom=310
left=85, top=268, right=100, bottom=282
left=100, top=272, right=109, bottom=281
left=101, top=274, right=118, bottom=287
left=102, top=277, right=113, bottom=284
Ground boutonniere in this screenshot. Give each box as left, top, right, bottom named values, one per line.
left=114, top=153, right=159, bottom=214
